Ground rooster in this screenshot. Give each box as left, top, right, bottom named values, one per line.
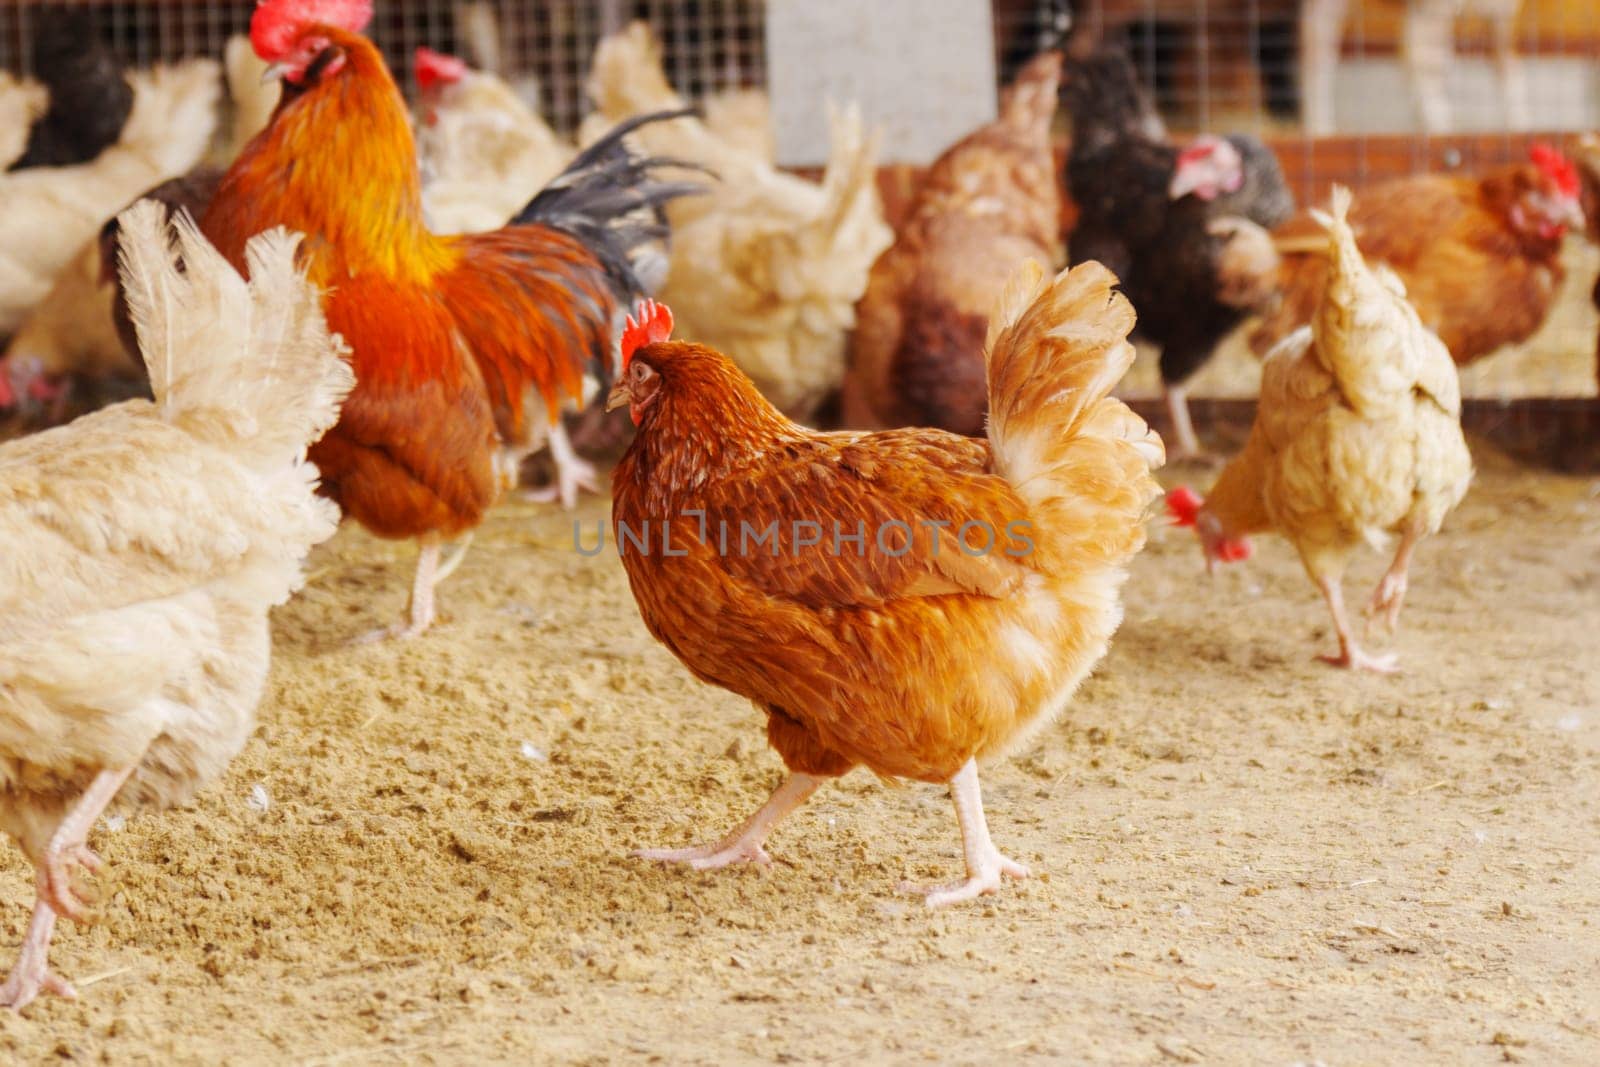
left=1252, top=143, right=1585, bottom=368
left=0, top=202, right=351, bottom=1007
left=1173, top=188, right=1472, bottom=673
left=608, top=261, right=1163, bottom=906
left=202, top=0, right=700, bottom=638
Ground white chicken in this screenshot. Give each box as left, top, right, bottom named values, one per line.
left=0, top=202, right=352, bottom=1008
left=580, top=22, right=892, bottom=421
left=0, top=59, right=219, bottom=335
left=413, top=47, right=574, bottom=235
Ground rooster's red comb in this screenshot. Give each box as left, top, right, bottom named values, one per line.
left=251, top=0, right=373, bottom=61
left=1166, top=486, right=1204, bottom=527
left=621, top=299, right=674, bottom=369
left=1530, top=142, right=1580, bottom=199
left=415, top=47, right=468, bottom=91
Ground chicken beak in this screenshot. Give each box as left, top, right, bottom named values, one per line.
left=604, top=381, right=630, bottom=413
left=260, top=62, right=288, bottom=85
left=1168, top=166, right=1205, bottom=201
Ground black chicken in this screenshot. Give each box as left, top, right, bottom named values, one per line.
left=9, top=8, right=134, bottom=172
left=1062, top=50, right=1293, bottom=458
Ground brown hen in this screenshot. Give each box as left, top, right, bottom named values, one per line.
left=609, top=259, right=1163, bottom=907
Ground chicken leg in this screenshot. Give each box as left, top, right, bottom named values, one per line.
left=523, top=422, right=598, bottom=510
left=1, top=765, right=135, bottom=1010
left=634, top=773, right=823, bottom=869
left=356, top=533, right=474, bottom=643
left=903, top=758, right=1029, bottom=909
left=1368, top=522, right=1423, bottom=634
left=1316, top=574, right=1399, bottom=673
left=1164, top=382, right=1205, bottom=461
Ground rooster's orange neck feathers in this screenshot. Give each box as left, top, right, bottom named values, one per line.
left=216, top=27, right=450, bottom=283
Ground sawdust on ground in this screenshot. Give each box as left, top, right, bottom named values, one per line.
left=0, top=449, right=1597, bottom=1065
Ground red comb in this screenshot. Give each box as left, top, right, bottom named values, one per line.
left=415, top=47, right=467, bottom=91
left=1166, top=486, right=1204, bottom=527
left=251, top=0, right=373, bottom=61
left=1176, top=138, right=1218, bottom=167
left=1530, top=142, right=1580, bottom=199
left=621, top=299, right=674, bottom=369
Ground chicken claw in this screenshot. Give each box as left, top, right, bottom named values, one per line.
left=39, top=843, right=102, bottom=922
left=904, top=758, right=1030, bottom=909
left=1366, top=569, right=1409, bottom=634
left=902, top=852, right=1030, bottom=909
left=523, top=422, right=598, bottom=510
left=633, top=773, right=822, bottom=873
left=1317, top=648, right=1400, bottom=674
left=0, top=903, right=74, bottom=1011
left=634, top=838, right=773, bottom=870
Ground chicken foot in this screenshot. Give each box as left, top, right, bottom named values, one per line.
left=634, top=772, right=823, bottom=869
left=354, top=534, right=475, bottom=643
left=1163, top=382, right=1207, bottom=462
left=0, top=901, right=71, bottom=1010
left=1, top=765, right=135, bottom=1010
left=1368, top=523, right=1423, bottom=634
left=523, top=422, right=598, bottom=510
left=901, top=758, right=1029, bottom=909
left=1316, top=574, right=1399, bottom=673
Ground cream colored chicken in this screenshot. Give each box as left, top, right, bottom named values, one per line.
left=0, top=73, right=47, bottom=170
left=1, top=44, right=279, bottom=418
left=0, top=203, right=352, bottom=1009
left=0, top=59, right=219, bottom=335
left=580, top=22, right=892, bottom=421
left=1172, top=186, right=1472, bottom=672
left=413, top=47, right=574, bottom=235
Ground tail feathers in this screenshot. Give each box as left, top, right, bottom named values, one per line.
left=1310, top=183, right=1363, bottom=275
left=811, top=104, right=887, bottom=248
left=115, top=199, right=353, bottom=471
left=513, top=108, right=710, bottom=300
left=998, top=50, right=1063, bottom=137
left=985, top=260, right=1164, bottom=568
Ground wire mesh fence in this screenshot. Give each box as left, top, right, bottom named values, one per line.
left=1, top=0, right=1596, bottom=398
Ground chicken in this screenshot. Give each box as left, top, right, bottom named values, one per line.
left=413, top=47, right=574, bottom=236
left=608, top=259, right=1164, bottom=905
left=581, top=21, right=892, bottom=422
left=1251, top=143, right=1586, bottom=368
left=0, top=58, right=220, bottom=336
left=0, top=169, right=228, bottom=422
left=7, top=7, right=133, bottom=172
left=1172, top=187, right=1472, bottom=673
left=1062, top=50, right=1294, bottom=459
left=0, top=201, right=352, bottom=1008
left=840, top=51, right=1062, bottom=437
left=0, top=74, right=47, bottom=171
left=701, top=88, right=774, bottom=165
left=202, top=0, right=698, bottom=639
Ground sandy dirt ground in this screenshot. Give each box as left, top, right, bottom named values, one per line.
left=0, top=442, right=1595, bottom=1065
